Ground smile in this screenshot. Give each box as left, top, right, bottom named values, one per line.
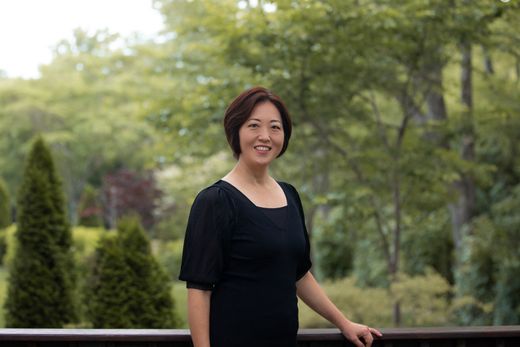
left=254, top=145, right=271, bottom=151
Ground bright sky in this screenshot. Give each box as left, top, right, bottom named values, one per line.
left=0, top=0, right=163, bottom=79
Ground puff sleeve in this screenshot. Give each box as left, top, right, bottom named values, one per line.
left=178, top=186, right=235, bottom=290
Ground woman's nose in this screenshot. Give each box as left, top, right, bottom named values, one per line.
left=258, top=127, right=270, bottom=141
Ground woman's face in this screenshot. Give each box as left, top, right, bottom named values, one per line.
left=238, top=101, right=284, bottom=167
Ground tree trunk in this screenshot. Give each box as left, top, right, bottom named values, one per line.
left=424, top=56, right=449, bottom=148
left=391, top=167, right=402, bottom=326
left=426, top=62, right=448, bottom=122
left=482, top=46, right=494, bottom=75
left=449, top=40, right=476, bottom=255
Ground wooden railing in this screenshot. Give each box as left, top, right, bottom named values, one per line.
left=0, top=326, right=519, bottom=346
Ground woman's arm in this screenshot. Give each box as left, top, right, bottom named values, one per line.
left=296, top=271, right=382, bottom=347
left=187, top=288, right=212, bottom=347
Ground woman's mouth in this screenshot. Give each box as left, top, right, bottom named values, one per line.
left=254, top=145, right=271, bottom=152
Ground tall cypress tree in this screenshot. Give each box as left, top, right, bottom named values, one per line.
left=86, top=216, right=176, bottom=328
left=4, top=137, right=76, bottom=327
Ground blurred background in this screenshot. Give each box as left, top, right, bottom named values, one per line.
left=0, top=0, right=519, bottom=329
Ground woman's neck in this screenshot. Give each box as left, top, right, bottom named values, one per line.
left=224, top=158, right=272, bottom=187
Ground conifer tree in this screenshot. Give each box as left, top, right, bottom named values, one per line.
left=0, top=178, right=10, bottom=228
left=86, top=216, right=176, bottom=328
left=4, top=137, right=76, bottom=327
left=86, top=235, right=133, bottom=328
left=118, top=216, right=176, bottom=328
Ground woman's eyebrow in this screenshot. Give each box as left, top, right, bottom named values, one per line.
left=248, top=118, right=281, bottom=123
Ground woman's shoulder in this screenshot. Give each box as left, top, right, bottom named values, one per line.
left=193, top=180, right=236, bottom=207
left=277, top=181, right=299, bottom=197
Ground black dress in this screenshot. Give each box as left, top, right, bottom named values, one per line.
left=179, top=180, right=312, bottom=347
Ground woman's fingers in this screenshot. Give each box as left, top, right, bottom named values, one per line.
left=350, top=336, right=365, bottom=347
left=369, top=327, right=383, bottom=337
left=344, top=324, right=382, bottom=347
left=362, top=326, right=374, bottom=347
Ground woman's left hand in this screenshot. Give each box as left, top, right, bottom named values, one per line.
left=340, top=320, right=383, bottom=347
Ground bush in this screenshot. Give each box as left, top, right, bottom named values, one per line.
left=299, top=270, right=453, bottom=328
left=391, top=269, right=452, bottom=326
left=86, top=217, right=178, bottom=328
left=85, top=233, right=133, bottom=328
left=72, top=226, right=104, bottom=325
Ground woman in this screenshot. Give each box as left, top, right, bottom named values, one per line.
left=179, top=87, right=382, bottom=347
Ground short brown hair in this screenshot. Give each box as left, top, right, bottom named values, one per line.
left=223, top=86, right=292, bottom=159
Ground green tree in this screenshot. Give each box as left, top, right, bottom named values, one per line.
left=4, top=137, right=76, bottom=327
left=86, top=234, right=133, bottom=328
left=0, top=29, right=160, bottom=223
left=86, top=216, right=177, bottom=328
left=151, top=0, right=520, bottom=326
left=118, top=216, right=177, bottom=328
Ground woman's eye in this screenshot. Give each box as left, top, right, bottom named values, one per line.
left=272, top=125, right=281, bottom=130
left=249, top=123, right=259, bottom=128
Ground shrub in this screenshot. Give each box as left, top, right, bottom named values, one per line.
left=86, top=216, right=178, bottom=328
left=85, top=233, right=133, bottom=328
left=299, top=270, right=453, bottom=328
left=4, top=137, right=76, bottom=327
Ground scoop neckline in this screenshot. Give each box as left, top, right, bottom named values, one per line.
left=218, top=179, right=288, bottom=209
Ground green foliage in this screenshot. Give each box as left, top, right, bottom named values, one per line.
left=0, top=178, right=10, bottom=229
left=315, top=207, right=354, bottom=280
left=4, top=138, right=76, bottom=327
left=1, top=225, right=16, bottom=269
left=77, top=185, right=102, bottom=227
left=0, top=178, right=9, bottom=264
left=491, top=185, right=520, bottom=324
left=71, top=226, right=104, bottom=324
left=0, top=267, right=8, bottom=327
left=73, top=226, right=104, bottom=267
left=391, top=270, right=453, bottom=326
left=0, top=0, right=518, bottom=328
left=0, top=29, right=160, bottom=222
left=155, top=239, right=183, bottom=281
left=401, top=210, right=454, bottom=283
left=299, top=270, right=452, bottom=328
left=455, top=184, right=520, bottom=325
left=86, top=216, right=177, bottom=328
left=0, top=230, right=5, bottom=267
left=85, top=233, right=133, bottom=328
